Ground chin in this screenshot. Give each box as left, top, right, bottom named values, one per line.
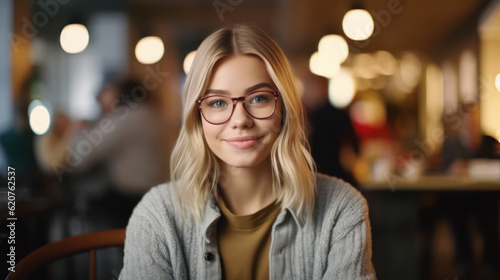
left=219, top=155, right=268, bottom=169
left=224, top=160, right=261, bottom=168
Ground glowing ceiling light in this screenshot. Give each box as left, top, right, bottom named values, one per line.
left=60, top=24, right=90, bottom=54
left=328, top=67, right=356, bottom=108
left=29, top=104, right=51, bottom=135
left=183, top=50, right=197, bottom=74
left=309, top=52, right=341, bottom=79
left=342, top=9, right=374, bottom=41
left=135, top=36, right=164, bottom=64
left=318, top=34, right=349, bottom=64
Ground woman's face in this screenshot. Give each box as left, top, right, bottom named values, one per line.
left=201, top=55, right=282, bottom=169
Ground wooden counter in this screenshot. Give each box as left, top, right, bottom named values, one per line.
left=361, top=175, right=500, bottom=191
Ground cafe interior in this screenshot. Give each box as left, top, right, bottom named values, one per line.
left=1, top=0, right=500, bottom=279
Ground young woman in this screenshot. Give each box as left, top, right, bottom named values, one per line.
left=120, top=25, right=376, bottom=280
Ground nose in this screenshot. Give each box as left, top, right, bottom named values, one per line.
left=229, top=101, right=253, bottom=128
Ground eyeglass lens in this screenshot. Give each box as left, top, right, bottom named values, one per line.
left=200, top=91, right=276, bottom=124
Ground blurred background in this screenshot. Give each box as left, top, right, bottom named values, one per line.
left=1, top=0, right=500, bottom=279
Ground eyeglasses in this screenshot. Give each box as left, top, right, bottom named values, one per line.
left=197, top=90, right=279, bottom=125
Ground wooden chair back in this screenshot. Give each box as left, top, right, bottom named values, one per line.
left=6, top=229, right=126, bottom=280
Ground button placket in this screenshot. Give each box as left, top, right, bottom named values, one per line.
left=202, top=240, right=221, bottom=279
left=204, top=252, right=214, bottom=261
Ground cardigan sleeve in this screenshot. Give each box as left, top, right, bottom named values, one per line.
left=119, top=205, right=174, bottom=280
left=322, top=194, right=376, bottom=280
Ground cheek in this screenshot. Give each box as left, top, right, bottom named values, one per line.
left=201, top=121, right=220, bottom=146
left=201, top=121, right=211, bottom=141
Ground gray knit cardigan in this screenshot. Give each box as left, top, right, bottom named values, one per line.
left=120, top=173, right=376, bottom=279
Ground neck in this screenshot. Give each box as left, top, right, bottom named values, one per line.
left=218, top=158, right=276, bottom=215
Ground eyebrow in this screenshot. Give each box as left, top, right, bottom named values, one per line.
left=204, top=82, right=275, bottom=96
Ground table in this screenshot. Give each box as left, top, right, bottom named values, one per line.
left=361, top=175, right=500, bottom=191
left=360, top=174, right=500, bottom=280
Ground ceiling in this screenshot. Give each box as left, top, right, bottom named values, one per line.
left=36, top=0, right=495, bottom=57
left=127, top=0, right=494, bottom=55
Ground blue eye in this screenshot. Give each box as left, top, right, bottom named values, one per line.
left=249, top=94, right=269, bottom=104
left=208, top=99, right=227, bottom=108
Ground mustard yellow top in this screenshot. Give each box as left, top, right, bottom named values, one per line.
left=216, top=195, right=281, bottom=280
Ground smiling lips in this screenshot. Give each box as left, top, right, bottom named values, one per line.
left=225, top=136, right=261, bottom=149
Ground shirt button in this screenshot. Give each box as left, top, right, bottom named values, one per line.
left=204, top=252, right=214, bottom=261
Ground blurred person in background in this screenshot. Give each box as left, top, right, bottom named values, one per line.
left=417, top=111, right=472, bottom=280
left=35, top=112, right=74, bottom=175
left=305, top=74, right=360, bottom=187
left=450, top=134, right=500, bottom=279
left=438, top=109, right=500, bottom=279
left=474, top=134, right=500, bottom=159
left=68, top=79, right=169, bottom=230
left=40, top=79, right=170, bottom=280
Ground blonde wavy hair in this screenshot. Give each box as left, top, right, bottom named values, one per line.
left=170, top=25, right=316, bottom=222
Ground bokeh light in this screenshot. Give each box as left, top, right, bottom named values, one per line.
left=400, top=52, right=422, bottom=88
left=28, top=99, right=44, bottom=116
left=342, top=9, right=374, bottom=41
left=374, top=50, right=397, bottom=76
left=309, top=51, right=341, bottom=78
left=393, top=71, right=414, bottom=94
left=350, top=92, right=386, bottom=127
left=459, top=50, right=477, bottom=103
left=328, top=67, right=356, bottom=108
left=183, top=50, right=197, bottom=74
left=352, top=53, right=377, bottom=79
left=60, top=24, right=90, bottom=54
left=135, top=36, right=164, bottom=64
left=318, top=34, right=349, bottom=64
left=29, top=104, right=51, bottom=135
